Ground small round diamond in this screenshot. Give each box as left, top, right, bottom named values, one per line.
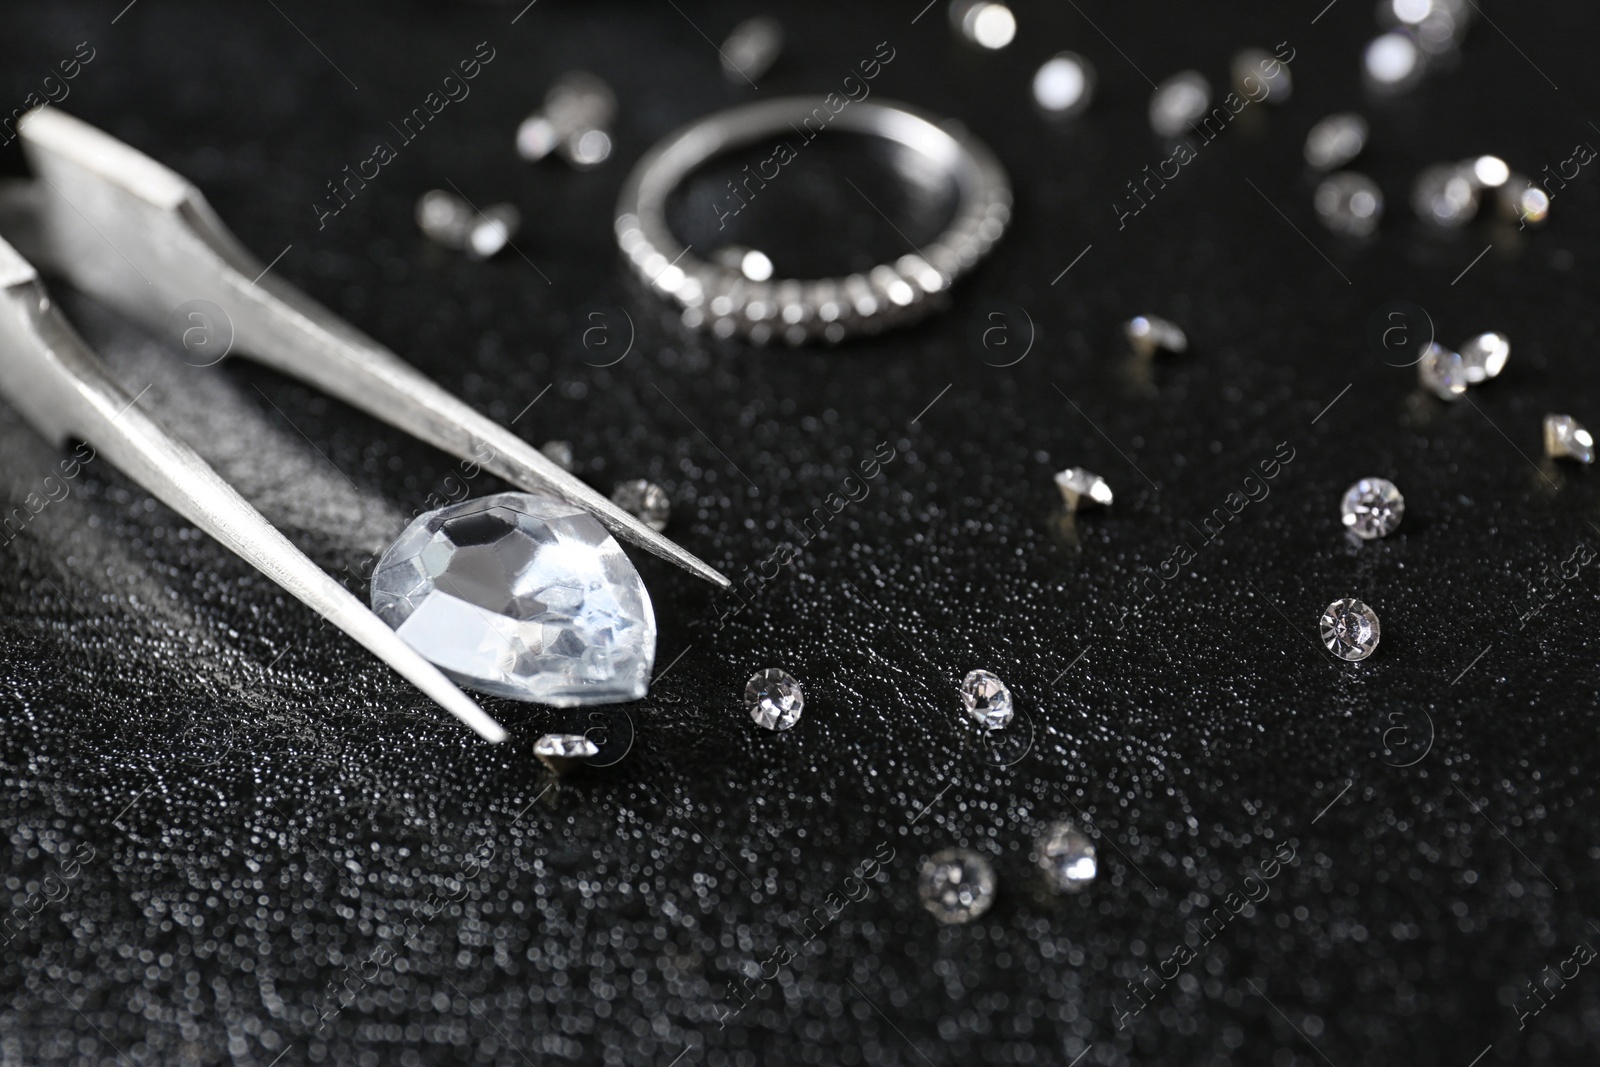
left=1458, top=331, right=1509, bottom=383
left=1412, top=164, right=1479, bottom=228
left=1321, top=598, right=1381, bottom=661
left=611, top=479, right=671, bottom=532
left=1033, top=52, right=1095, bottom=116
left=1418, top=342, right=1467, bottom=400
left=918, top=848, right=996, bottom=924
left=1314, top=172, right=1384, bottom=237
left=1340, top=478, right=1405, bottom=540
left=959, top=670, right=1013, bottom=730
left=1304, top=113, right=1368, bottom=171
left=745, top=669, right=803, bottom=730
left=1148, top=71, right=1210, bottom=138
left=1036, top=822, right=1096, bottom=894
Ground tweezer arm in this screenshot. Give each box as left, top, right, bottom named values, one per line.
left=0, top=239, right=506, bottom=744
left=13, top=107, right=730, bottom=590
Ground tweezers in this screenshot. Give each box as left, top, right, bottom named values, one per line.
left=0, top=108, right=731, bottom=744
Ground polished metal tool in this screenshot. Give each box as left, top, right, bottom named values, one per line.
left=0, top=107, right=732, bottom=743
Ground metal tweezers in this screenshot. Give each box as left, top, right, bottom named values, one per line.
left=0, top=108, right=730, bottom=744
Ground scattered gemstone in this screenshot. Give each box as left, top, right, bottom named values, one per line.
left=1412, top=164, right=1479, bottom=228
left=1314, top=172, right=1384, bottom=237
left=1382, top=0, right=1471, bottom=54
left=1467, top=154, right=1510, bottom=189
left=1053, top=468, right=1114, bottom=512
left=919, top=848, right=997, bottom=924
left=959, top=670, right=1013, bottom=730
left=611, top=479, right=671, bottom=532
left=415, top=191, right=521, bottom=260
left=1458, top=331, right=1509, bottom=383
left=1544, top=415, right=1595, bottom=464
left=1124, top=314, right=1188, bottom=356
left=1364, top=32, right=1425, bottom=93
left=720, top=15, right=784, bottom=83
left=371, top=492, right=657, bottom=705
left=950, top=1, right=1016, bottom=50
left=533, top=733, right=599, bottom=775
left=1231, top=47, right=1292, bottom=104
left=1033, top=52, right=1096, bottom=116
left=1148, top=70, right=1211, bottom=138
left=1304, top=113, right=1368, bottom=171
left=1320, top=598, right=1381, bottom=661
left=713, top=245, right=774, bottom=282
left=745, top=669, right=804, bottom=730
left=1036, top=822, right=1097, bottom=893
left=540, top=439, right=575, bottom=472
left=1417, top=342, right=1467, bottom=400
left=1340, top=478, right=1405, bottom=540
left=1499, top=179, right=1551, bottom=228
left=517, top=71, right=617, bottom=167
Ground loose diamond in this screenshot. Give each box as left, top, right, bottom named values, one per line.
left=540, top=439, right=575, bottom=472
left=1364, top=32, right=1425, bottom=93
left=1125, top=314, right=1188, bottom=356
left=960, top=670, right=1013, bottom=730
left=1304, top=113, right=1368, bottom=171
left=1053, top=468, right=1113, bottom=512
left=745, top=669, right=803, bottom=730
left=1033, top=51, right=1096, bottom=117
left=611, top=479, right=671, bottom=532
left=371, top=492, right=656, bottom=705
left=1148, top=71, right=1210, bottom=138
left=720, top=15, right=783, bottom=83
left=1320, top=598, right=1381, bottom=661
left=1499, top=179, right=1550, bottom=228
left=1036, top=822, right=1096, bottom=893
left=1412, top=164, right=1479, bottom=228
left=1231, top=48, right=1291, bottom=104
left=1340, top=478, right=1405, bottom=540
left=533, top=733, right=600, bottom=775
left=919, top=848, right=996, bottom=924
left=1467, top=155, right=1510, bottom=189
left=1458, top=331, right=1509, bottom=383
left=415, top=191, right=521, bottom=260
left=1314, top=172, right=1384, bottom=237
left=1544, top=415, right=1595, bottom=463
left=951, top=2, right=1016, bottom=50
left=1417, top=342, right=1467, bottom=400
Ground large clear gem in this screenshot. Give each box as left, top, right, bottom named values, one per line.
left=745, top=669, right=804, bottom=730
left=919, top=848, right=996, bottom=924
left=1340, top=478, right=1405, bottom=540
left=1321, top=598, right=1380, bottom=661
left=371, top=492, right=656, bottom=705
left=960, top=669, right=1014, bottom=729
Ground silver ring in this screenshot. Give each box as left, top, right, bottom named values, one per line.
left=615, top=97, right=1011, bottom=346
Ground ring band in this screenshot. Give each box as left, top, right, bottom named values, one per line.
left=615, top=97, right=1011, bottom=345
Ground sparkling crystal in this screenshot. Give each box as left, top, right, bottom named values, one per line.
left=721, top=15, right=784, bottom=82
left=1053, top=468, right=1114, bottom=512
left=745, top=669, right=803, bottom=730
left=518, top=71, right=616, bottom=165
left=1232, top=47, right=1292, bottom=104
left=1340, top=478, right=1405, bottom=540
left=959, top=670, right=1013, bottom=730
left=1412, top=164, right=1479, bottom=227
left=918, top=848, right=996, bottom=924
left=371, top=492, right=656, bottom=705
left=1304, top=113, right=1368, bottom=171
left=1544, top=414, right=1595, bottom=464
left=1036, top=822, right=1096, bottom=893
left=415, top=192, right=520, bottom=260
left=1314, top=172, right=1384, bottom=237
left=1124, top=314, right=1188, bottom=356
left=1499, top=178, right=1550, bottom=228
left=950, top=2, right=1016, bottom=50
left=1458, top=331, right=1509, bottom=383
left=533, top=733, right=600, bottom=775
left=1417, top=342, right=1467, bottom=400
left=610, top=479, right=670, bottom=532
left=1033, top=52, right=1096, bottom=116
left=1467, top=155, right=1510, bottom=189
left=540, top=439, right=575, bottom=472
left=1321, top=598, right=1381, bottom=661
left=1148, top=71, right=1210, bottom=138
left=1364, top=32, right=1425, bottom=92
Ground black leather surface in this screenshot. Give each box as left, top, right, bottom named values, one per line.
left=2, top=2, right=1598, bottom=1064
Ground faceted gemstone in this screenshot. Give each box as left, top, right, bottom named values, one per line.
left=720, top=15, right=784, bottom=83
left=1340, top=478, right=1405, bottom=540
left=960, top=670, right=1013, bottom=730
left=745, top=669, right=803, bottom=730
left=533, top=733, right=599, bottom=775
left=1412, top=164, right=1479, bottom=228
left=1036, top=822, right=1097, bottom=893
left=1321, top=598, right=1381, bottom=661
left=1033, top=52, right=1096, bottom=116
left=1364, top=32, right=1425, bottom=93
left=1499, top=179, right=1550, bottom=228
left=1231, top=48, right=1291, bottom=104
left=540, top=439, right=575, bottom=472
left=1124, top=314, right=1188, bottom=356
left=1458, top=331, right=1509, bottom=383
left=610, top=479, right=670, bottom=533
left=371, top=492, right=657, bottom=706
left=1417, top=343, right=1467, bottom=401
left=1053, top=468, right=1114, bottom=512
left=1314, top=172, right=1384, bottom=237
left=1148, top=71, right=1210, bottom=138
left=919, top=848, right=997, bottom=924
left=1304, top=113, right=1368, bottom=171
left=1544, top=415, right=1595, bottom=464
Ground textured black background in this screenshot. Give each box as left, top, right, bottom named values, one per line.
left=1, top=1, right=1598, bottom=1065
